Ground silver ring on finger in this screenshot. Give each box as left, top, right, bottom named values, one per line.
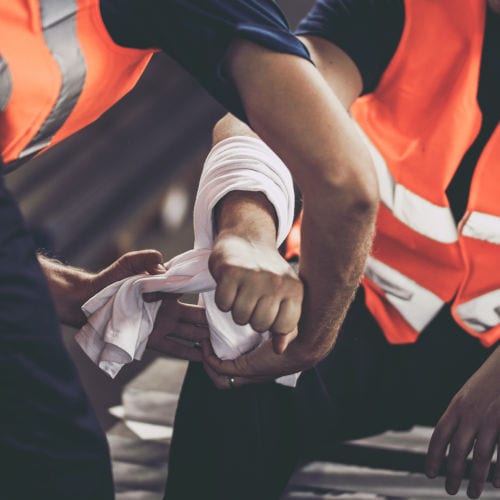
left=227, top=376, right=236, bottom=389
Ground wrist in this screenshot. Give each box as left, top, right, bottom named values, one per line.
left=214, top=190, right=278, bottom=247
left=38, top=255, right=95, bottom=327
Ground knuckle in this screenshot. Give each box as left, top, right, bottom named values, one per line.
left=215, top=293, right=232, bottom=312
left=474, top=448, right=491, bottom=465
left=447, top=460, right=465, bottom=476
left=452, top=444, right=469, bottom=458
left=214, top=380, right=226, bottom=390
left=286, top=274, right=304, bottom=292
left=252, top=320, right=270, bottom=334
left=232, top=309, right=250, bottom=326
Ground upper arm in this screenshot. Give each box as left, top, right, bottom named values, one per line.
left=101, top=0, right=312, bottom=123
left=213, top=32, right=364, bottom=146
left=299, top=35, right=363, bottom=110
left=296, top=0, right=404, bottom=101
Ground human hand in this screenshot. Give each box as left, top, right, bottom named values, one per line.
left=209, top=233, right=303, bottom=354
left=147, top=295, right=209, bottom=362
left=40, top=249, right=167, bottom=327
left=200, top=331, right=314, bottom=389
left=425, top=346, right=500, bottom=498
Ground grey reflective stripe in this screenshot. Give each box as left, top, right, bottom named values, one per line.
left=0, top=56, right=12, bottom=112
left=365, top=256, right=444, bottom=332
left=20, top=0, right=86, bottom=158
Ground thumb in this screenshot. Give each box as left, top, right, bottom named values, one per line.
left=271, top=328, right=298, bottom=355
left=117, top=249, right=166, bottom=276
left=98, top=250, right=166, bottom=287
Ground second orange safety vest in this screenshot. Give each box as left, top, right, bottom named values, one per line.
left=288, top=0, right=500, bottom=348
left=0, top=0, right=154, bottom=167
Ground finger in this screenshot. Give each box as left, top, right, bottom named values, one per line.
left=468, top=429, right=497, bottom=499
left=143, top=292, right=180, bottom=303
left=201, top=337, right=293, bottom=379
left=148, top=336, right=203, bottom=361
left=231, top=286, right=259, bottom=326
left=120, top=249, right=165, bottom=275
left=201, top=339, right=249, bottom=377
left=445, top=427, right=476, bottom=495
left=202, top=360, right=267, bottom=389
left=169, top=322, right=209, bottom=342
left=178, top=302, right=208, bottom=326
left=214, top=273, right=239, bottom=312
left=426, top=413, right=459, bottom=478
left=493, top=442, right=500, bottom=488
left=250, top=296, right=280, bottom=333
left=272, top=328, right=298, bottom=355
left=200, top=340, right=237, bottom=375
left=271, top=298, right=302, bottom=337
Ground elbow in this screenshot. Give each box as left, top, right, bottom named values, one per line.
left=304, top=155, right=379, bottom=221
left=288, top=336, right=336, bottom=371
left=347, top=164, right=380, bottom=218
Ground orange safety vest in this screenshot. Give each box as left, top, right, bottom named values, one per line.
left=287, top=0, right=500, bottom=348
left=0, top=0, right=154, bottom=167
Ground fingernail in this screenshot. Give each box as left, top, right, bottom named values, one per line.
left=154, top=264, right=166, bottom=273
left=426, top=469, right=437, bottom=478
left=467, top=487, right=479, bottom=499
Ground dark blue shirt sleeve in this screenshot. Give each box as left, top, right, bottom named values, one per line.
left=296, top=0, right=404, bottom=94
left=100, top=0, right=311, bottom=122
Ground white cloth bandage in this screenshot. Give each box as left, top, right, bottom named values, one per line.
left=75, top=136, right=300, bottom=386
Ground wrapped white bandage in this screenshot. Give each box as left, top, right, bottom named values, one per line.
left=75, top=136, right=300, bottom=386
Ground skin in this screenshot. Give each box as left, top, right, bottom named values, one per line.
left=425, top=344, right=500, bottom=498
left=203, top=22, right=500, bottom=498
left=204, top=35, right=376, bottom=384
left=210, top=190, right=303, bottom=354
left=39, top=250, right=209, bottom=362
left=488, top=0, right=500, bottom=14
left=201, top=37, right=378, bottom=386
left=426, top=4, right=500, bottom=496
left=39, top=7, right=500, bottom=494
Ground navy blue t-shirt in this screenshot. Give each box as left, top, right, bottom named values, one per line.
left=100, top=0, right=311, bottom=122
left=297, top=0, right=404, bottom=95
left=297, top=0, right=500, bottom=223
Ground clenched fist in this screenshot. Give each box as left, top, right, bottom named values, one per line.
left=209, top=233, right=303, bottom=354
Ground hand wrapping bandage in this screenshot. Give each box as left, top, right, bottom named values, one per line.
left=75, top=136, right=300, bottom=386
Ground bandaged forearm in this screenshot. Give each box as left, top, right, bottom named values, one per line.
left=75, top=136, right=298, bottom=386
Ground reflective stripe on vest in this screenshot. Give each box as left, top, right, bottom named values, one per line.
left=462, top=211, right=500, bottom=244
left=19, top=0, right=86, bottom=159
left=365, top=256, right=444, bottom=332
left=358, top=121, right=500, bottom=339
left=455, top=289, right=500, bottom=333
left=0, top=56, right=11, bottom=112
left=355, top=123, right=459, bottom=244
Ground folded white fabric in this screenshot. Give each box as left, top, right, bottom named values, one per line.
left=76, top=136, right=300, bottom=386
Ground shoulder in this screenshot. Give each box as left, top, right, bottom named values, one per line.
left=296, top=0, right=405, bottom=94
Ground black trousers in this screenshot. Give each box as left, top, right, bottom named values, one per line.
left=165, top=288, right=495, bottom=500
left=0, top=175, right=114, bottom=499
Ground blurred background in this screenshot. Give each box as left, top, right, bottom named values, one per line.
left=6, top=0, right=315, bottom=430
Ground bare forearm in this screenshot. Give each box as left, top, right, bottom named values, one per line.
left=214, top=190, right=277, bottom=247
left=224, top=43, right=378, bottom=363
left=209, top=183, right=303, bottom=351
left=293, top=196, right=375, bottom=364
left=38, top=255, right=93, bottom=327
left=227, top=41, right=377, bottom=201
left=38, top=250, right=167, bottom=329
